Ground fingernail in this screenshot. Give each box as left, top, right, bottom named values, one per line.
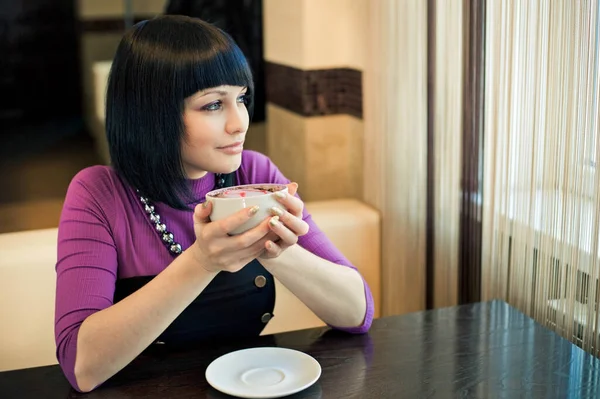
left=248, top=205, right=260, bottom=215
left=275, top=191, right=286, bottom=199
left=266, top=241, right=273, bottom=250
left=270, top=207, right=284, bottom=217
left=202, top=200, right=210, bottom=208
left=269, top=216, right=280, bottom=227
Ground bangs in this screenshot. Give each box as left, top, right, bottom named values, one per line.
left=135, top=16, right=255, bottom=108
left=170, top=22, right=255, bottom=106
left=183, top=38, right=255, bottom=101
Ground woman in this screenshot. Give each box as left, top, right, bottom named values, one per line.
left=54, top=15, right=374, bottom=393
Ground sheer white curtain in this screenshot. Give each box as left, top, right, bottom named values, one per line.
left=482, top=1, right=600, bottom=354
left=363, top=0, right=428, bottom=315
left=432, top=0, right=464, bottom=308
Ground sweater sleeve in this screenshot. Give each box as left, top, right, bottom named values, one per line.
left=54, top=167, right=119, bottom=391
left=238, top=151, right=374, bottom=333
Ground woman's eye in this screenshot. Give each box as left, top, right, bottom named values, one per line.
left=202, top=101, right=222, bottom=111
left=237, top=94, right=249, bottom=104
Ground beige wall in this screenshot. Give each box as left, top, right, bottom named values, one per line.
left=264, top=0, right=368, bottom=70
left=267, top=105, right=364, bottom=201
left=263, top=0, right=368, bottom=202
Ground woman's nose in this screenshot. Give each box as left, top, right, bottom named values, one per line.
left=225, top=105, right=248, bottom=135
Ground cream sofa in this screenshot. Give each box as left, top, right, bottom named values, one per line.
left=0, top=199, right=380, bottom=372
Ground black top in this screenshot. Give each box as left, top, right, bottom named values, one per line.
left=113, top=172, right=276, bottom=346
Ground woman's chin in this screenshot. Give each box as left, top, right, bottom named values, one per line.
left=184, top=153, right=243, bottom=178
left=218, top=154, right=243, bottom=174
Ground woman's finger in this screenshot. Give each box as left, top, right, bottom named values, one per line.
left=193, top=201, right=213, bottom=226
left=274, top=191, right=304, bottom=218
left=206, top=204, right=261, bottom=237
left=286, top=182, right=298, bottom=196
left=269, top=207, right=309, bottom=236
left=264, top=239, right=283, bottom=257
left=267, top=216, right=299, bottom=247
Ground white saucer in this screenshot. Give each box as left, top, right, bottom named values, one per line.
left=205, top=347, right=321, bottom=398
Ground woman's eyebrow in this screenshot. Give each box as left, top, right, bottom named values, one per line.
left=191, top=87, right=248, bottom=102
left=197, top=90, right=229, bottom=98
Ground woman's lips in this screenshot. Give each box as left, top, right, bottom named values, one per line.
left=217, top=141, right=244, bottom=155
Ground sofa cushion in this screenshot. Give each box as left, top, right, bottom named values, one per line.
left=0, top=199, right=380, bottom=371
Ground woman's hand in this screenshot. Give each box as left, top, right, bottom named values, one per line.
left=191, top=201, right=273, bottom=273
left=260, top=182, right=310, bottom=259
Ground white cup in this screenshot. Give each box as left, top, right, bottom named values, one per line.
left=206, top=183, right=288, bottom=235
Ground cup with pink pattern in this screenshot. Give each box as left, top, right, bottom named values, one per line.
left=205, top=183, right=288, bottom=235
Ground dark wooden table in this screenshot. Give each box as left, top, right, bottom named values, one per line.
left=2, top=300, right=600, bottom=398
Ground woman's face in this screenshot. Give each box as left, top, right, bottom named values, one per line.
left=181, top=85, right=249, bottom=179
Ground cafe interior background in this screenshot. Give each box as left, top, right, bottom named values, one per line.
left=1, top=0, right=599, bottom=371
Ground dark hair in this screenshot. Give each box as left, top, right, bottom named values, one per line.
left=105, top=15, right=254, bottom=210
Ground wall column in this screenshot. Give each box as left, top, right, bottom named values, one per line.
left=263, top=0, right=368, bottom=202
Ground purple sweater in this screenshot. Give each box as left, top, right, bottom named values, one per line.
left=55, top=150, right=374, bottom=390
